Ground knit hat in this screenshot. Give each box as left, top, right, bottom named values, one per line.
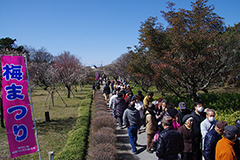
left=182, top=114, right=193, bottom=124
left=224, top=125, right=239, bottom=138
left=216, top=121, right=228, bottom=130
left=179, top=102, right=186, bottom=110
left=235, top=119, right=240, bottom=129
left=158, top=97, right=163, bottom=102
left=169, top=108, right=178, bottom=118
left=161, top=115, right=173, bottom=124
left=161, top=99, right=168, bottom=104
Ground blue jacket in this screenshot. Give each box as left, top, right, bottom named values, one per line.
left=203, top=128, right=221, bottom=160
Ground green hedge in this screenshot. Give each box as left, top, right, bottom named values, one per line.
left=158, top=92, right=240, bottom=111
left=157, top=92, right=240, bottom=126
left=54, top=92, right=92, bottom=160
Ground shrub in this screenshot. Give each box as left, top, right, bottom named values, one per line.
left=98, top=127, right=115, bottom=134
left=215, top=109, right=240, bottom=126
left=94, top=110, right=110, bottom=118
left=95, top=105, right=107, bottom=112
left=95, top=100, right=106, bottom=106
left=161, top=92, right=240, bottom=111
left=90, top=143, right=116, bottom=160
left=91, top=115, right=116, bottom=133
left=91, top=130, right=116, bottom=147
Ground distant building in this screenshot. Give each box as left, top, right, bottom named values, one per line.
left=91, top=65, right=98, bottom=69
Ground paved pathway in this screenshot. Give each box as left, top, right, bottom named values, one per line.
left=114, top=124, right=157, bottom=160
left=101, top=82, right=157, bottom=160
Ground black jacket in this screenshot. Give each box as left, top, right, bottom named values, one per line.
left=190, top=110, right=206, bottom=143
left=103, top=85, right=110, bottom=94
left=203, top=128, right=221, bottom=160
left=156, top=127, right=184, bottom=160
left=233, top=138, right=240, bottom=160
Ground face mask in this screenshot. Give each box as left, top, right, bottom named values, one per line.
left=208, top=117, right=215, bottom=122
left=197, top=107, right=204, bottom=112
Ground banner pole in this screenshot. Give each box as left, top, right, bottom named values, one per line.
left=23, top=54, right=42, bottom=160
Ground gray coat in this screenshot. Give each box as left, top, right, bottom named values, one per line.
left=123, top=106, right=141, bottom=127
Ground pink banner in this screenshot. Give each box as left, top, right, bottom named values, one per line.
left=1, top=56, right=37, bottom=158
left=117, top=69, right=121, bottom=82
left=95, top=72, right=99, bottom=80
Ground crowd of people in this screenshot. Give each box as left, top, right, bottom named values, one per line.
left=94, top=78, right=240, bottom=160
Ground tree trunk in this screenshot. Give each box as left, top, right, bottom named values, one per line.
left=51, top=90, right=54, bottom=107
left=192, top=86, right=197, bottom=102
left=66, top=85, right=71, bottom=98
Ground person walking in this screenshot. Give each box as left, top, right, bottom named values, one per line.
left=143, top=92, right=154, bottom=113
left=203, top=121, right=228, bottom=160
left=156, top=115, right=184, bottom=160
left=103, top=83, right=111, bottom=102
left=190, top=101, right=206, bottom=160
left=123, top=102, right=141, bottom=154
left=125, top=91, right=133, bottom=107
left=169, top=108, right=181, bottom=130
left=132, top=90, right=144, bottom=102
left=145, top=103, right=158, bottom=153
left=109, top=91, right=118, bottom=118
left=155, top=98, right=166, bottom=122
left=134, top=95, right=144, bottom=133
left=177, top=102, right=191, bottom=125
left=114, top=91, right=127, bottom=128
left=92, top=83, right=96, bottom=94
left=200, top=109, right=217, bottom=150
left=215, top=125, right=239, bottom=160
left=234, top=119, right=240, bottom=160
left=178, top=114, right=194, bottom=160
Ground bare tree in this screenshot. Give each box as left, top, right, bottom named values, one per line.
left=54, top=51, right=82, bottom=98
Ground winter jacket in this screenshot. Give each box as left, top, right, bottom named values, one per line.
left=123, top=106, right=141, bottom=127
left=190, top=110, right=206, bottom=144
left=135, top=101, right=144, bottom=118
left=103, top=85, right=110, bottom=94
left=200, top=118, right=217, bottom=149
left=215, top=137, right=237, bottom=160
left=109, top=95, right=118, bottom=110
left=233, top=138, right=240, bottom=160
left=143, top=96, right=153, bottom=109
left=145, top=110, right=158, bottom=134
left=115, top=97, right=127, bottom=117
left=203, top=128, right=221, bottom=160
left=178, top=124, right=194, bottom=153
left=156, top=127, right=184, bottom=160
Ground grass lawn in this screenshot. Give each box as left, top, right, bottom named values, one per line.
left=0, top=85, right=92, bottom=160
